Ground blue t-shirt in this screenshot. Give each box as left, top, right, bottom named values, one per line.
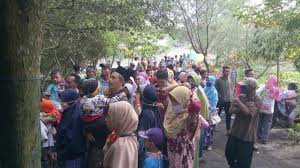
left=143, top=152, right=164, bottom=168
left=47, top=83, right=60, bottom=102
left=99, top=78, right=110, bottom=95
left=47, top=83, right=63, bottom=110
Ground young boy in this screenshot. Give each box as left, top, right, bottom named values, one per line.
left=80, top=79, right=127, bottom=123
left=138, top=128, right=165, bottom=168
left=47, top=69, right=65, bottom=111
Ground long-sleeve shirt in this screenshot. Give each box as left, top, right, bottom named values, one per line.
left=56, top=102, right=86, bottom=161
left=80, top=94, right=123, bottom=122
left=229, top=95, right=262, bottom=142
left=215, top=77, right=233, bottom=103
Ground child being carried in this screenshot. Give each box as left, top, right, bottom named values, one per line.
left=80, top=79, right=127, bottom=127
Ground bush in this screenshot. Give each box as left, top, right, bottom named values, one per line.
left=288, top=123, right=300, bottom=143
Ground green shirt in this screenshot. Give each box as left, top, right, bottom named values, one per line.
left=215, top=77, right=233, bottom=103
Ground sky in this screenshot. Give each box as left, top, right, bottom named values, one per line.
left=249, top=0, right=264, bottom=6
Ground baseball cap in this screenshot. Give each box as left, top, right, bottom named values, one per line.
left=239, top=77, right=258, bottom=89
left=100, top=63, right=111, bottom=70
left=138, top=128, right=164, bottom=146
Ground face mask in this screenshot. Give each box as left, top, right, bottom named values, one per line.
left=206, top=81, right=213, bottom=87
left=240, top=84, right=250, bottom=95
left=172, top=104, right=184, bottom=113
left=61, top=102, right=69, bottom=110
left=60, top=100, right=78, bottom=110
left=188, top=100, right=201, bottom=113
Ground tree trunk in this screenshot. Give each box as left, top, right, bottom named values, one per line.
left=0, top=0, right=47, bottom=167
left=277, top=56, right=280, bottom=86
left=111, top=53, right=116, bottom=66
left=203, top=54, right=210, bottom=72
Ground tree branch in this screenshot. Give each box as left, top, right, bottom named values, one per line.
left=256, top=63, right=276, bottom=79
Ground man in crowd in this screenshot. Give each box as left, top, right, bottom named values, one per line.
left=133, top=57, right=139, bottom=70
left=155, top=69, right=170, bottom=120
left=84, top=65, right=97, bottom=81
left=245, top=68, right=255, bottom=78
left=178, top=71, right=188, bottom=84
left=225, top=78, right=261, bottom=168
left=128, top=63, right=136, bottom=77
left=200, top=69, right=208, bottom=88
left=65, top=73, right=81, bottom=92
left=216, top=66, right=233, bottom=135
left=234, top=68, right=256, bottom=97
left=99, top=63, right=112, bottom=96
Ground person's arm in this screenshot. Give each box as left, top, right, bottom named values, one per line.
left=162, top=82, right=192, bottom=95
left=229, top=97, right=250, bottom=115
left=98, top=92, right=126, bottom=105
left=229, top=101, right=239, bottom=114
left=215, top=80, right=222, bottom=99
left=283, top=96, right=297, bottom=100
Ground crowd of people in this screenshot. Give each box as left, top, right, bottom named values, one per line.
left=40, top=56, right=300, bottom=168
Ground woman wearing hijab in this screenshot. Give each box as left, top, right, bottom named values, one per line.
left=136, top=74, right=149, bottom=93
left=203, top=76, right=219, bottom=150
left=56, top=89, right=86, bottom=168
left=137, top=85, right=165, bottom=168
left=103, top=101, right=138, bottom=168
left=167, top=68, right=178, bottom=86
left=194, top=84, right=210, bottom=162
left=187, top=75, right=201, bottom=90
left=163, top=86, right=201, bottom=168
left=256, top=75, right=280, bottom=144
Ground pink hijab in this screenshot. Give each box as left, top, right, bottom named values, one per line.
left=265, top=75, right=280, bottom=101
left=139, top=72, right=150, bottom=84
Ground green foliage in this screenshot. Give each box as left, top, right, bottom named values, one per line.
left=42, top=0, right=172, bottom=81
left=288, top=123, right=300, bottom=143
left=237, top=0, right=300, bottom=71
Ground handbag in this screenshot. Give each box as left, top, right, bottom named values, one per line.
left=209, top=111, right=221, bottom=125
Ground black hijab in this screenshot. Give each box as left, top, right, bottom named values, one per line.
left=137, top=85, right=162, bottom=131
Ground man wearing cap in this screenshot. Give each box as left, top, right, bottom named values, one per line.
left=108, top=70, right=129, bottom=100
left=225, top=78, right=262, bottom=168
left=83, top=65, right=97, bottom=82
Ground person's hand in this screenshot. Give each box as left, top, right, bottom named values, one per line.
left=120, top=92, right=127, bottom=97
left=245, top=101, right=254, bottom=107
left=233, top=97, right=241, bottom=106
left=51, top=152, right=57, bottom=161
left=184, top=82, right=191, bottom=89
left=86, top=132, right=95, bottom=142
left=157, top=103, right=164, bottom=109
left=135, top=93, right=141, bottom=99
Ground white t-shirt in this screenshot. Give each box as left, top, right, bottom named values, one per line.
left=257, top=86, right=275, bottom=114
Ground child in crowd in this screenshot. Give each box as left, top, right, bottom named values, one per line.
left=80, top=79, right=127, bottom=124
left=47, top=69, right=65, bottom=111
left=138, top=128, right=165, bottom=168
left=40, top=98, right=61, bottom=168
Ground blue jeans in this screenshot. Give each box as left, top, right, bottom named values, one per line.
left=257, top=113, right=273, bottom=142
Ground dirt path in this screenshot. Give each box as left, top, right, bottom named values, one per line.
left=201, top=118, right=300, bottom=168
